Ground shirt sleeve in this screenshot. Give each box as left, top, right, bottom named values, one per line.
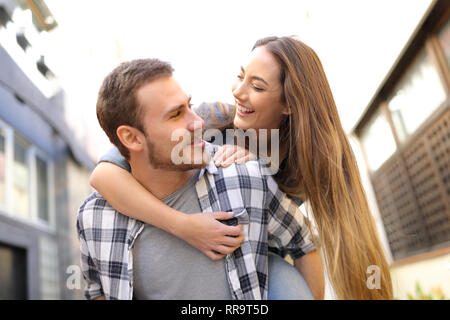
left=263, top=171, right=316, bottom=260
left=287, top=194, right=304, bottom=207
left=77, top=200, right=105, bottom=300
left=194, top=102, right=235, bottom=130
left=98, top=146, right=131, bottom=173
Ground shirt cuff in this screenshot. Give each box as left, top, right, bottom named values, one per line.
left=289, top=241, right=317, bottom=260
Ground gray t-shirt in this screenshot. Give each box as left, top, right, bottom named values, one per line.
left=132, top=169, right=232, bottom=300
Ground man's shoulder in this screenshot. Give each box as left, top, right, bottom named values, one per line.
left=78, top=191, right=112, bottom=215
left=220, top=159, right=271, bottom=180
left=217, top=160, right=285, bottom=202
left=77, top=191, right=131, bottom=232
left=214, top=160, right=271, bottom=199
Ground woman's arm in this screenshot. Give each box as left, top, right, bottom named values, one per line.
left=90, top=161, right=244, bottom=260
left=195, top=102, right=235, bottom=131
left=90, top=102, right=238, bottom=260
left=294, top=250, right=325, bottom=300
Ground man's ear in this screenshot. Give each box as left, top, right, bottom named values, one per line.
left=116, top=125, right=145, bottom=153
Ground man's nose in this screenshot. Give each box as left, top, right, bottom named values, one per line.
left=187, top=110, right=204, bottom=132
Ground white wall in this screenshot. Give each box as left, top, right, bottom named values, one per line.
left=390, top=253, right=450, bottom=299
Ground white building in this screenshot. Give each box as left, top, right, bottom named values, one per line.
left=0, top=0, right=93, bottom=299
left=351, top=0, right=450, bottom=299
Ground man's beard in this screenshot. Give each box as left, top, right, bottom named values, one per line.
left=146, top=135, right=207, bottom=171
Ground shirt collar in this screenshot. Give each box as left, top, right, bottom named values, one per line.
left=199, top=159, right=219, bottom=178
left=198, top=142, right=220, bottom=177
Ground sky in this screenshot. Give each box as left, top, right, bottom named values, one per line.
left=42, top=0, right=433, bottom=160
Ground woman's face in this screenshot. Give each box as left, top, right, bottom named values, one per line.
left=232, top=46, right=289, bottom=131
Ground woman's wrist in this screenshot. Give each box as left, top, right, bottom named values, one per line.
left=165, top=208, right=189, bottom=238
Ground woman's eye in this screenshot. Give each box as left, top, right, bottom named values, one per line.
left=237, top=74, right=244, bottom=80
left=252, top=85, right=264, bottom=92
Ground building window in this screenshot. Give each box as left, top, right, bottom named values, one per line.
left=0, top=129, right=5, bottom=205
left=387, top=48, right=447, bottom=143
left=438, top=18, right=450, bottom=69
left=0, top=124, right=53, bottom=228
left=0, top=5, right=12, bottom=28
left=356, top=6, right=450, bottom=262
left=359, top=109, right=397, bottom=171
left=35, top=155, right=48, bottom=222
left=13, top=134, right=29, bottom=218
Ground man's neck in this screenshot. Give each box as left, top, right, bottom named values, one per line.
left=130, top=158, right=197, bottom=200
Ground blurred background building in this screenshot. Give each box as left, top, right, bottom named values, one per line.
left=351, top=0, right=450, bottom=299
left=0, top=0, right=94, bottom=299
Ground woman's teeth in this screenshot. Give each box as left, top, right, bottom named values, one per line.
left=238, top=106, right=255, bottom=114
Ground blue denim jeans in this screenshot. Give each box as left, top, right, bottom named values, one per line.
left=267, top=252, right=314, bottom=300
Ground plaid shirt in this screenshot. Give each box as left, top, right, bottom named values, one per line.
left=77, top=149, right=315, bottom=300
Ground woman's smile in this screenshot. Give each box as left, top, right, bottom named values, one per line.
left=236, top=102, right=255, bottom=117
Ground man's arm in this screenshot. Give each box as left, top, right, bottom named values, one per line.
left=294, top=249, right=325, bottom=300
left=77, top=200, right=105, bottom=300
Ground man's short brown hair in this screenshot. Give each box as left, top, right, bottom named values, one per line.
left=96, top=59, right=173, bottom=159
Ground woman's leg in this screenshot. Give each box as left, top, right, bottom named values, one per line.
left=267, top=252, right=314, bottom=300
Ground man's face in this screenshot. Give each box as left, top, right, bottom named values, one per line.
left=135, top=76, right=207, bottom=170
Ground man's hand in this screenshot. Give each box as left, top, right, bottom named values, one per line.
left=176, top=212, right=245, bottom=260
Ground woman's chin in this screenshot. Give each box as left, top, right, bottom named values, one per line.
left=233, top=117, right=252, bottom=131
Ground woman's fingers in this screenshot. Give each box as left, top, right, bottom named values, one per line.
left=214, top=145, right=237, bottom=166
left=232, top=149, right=250, bottom=165
left=214, top=144, right=256, bottom=168
left=235, top=154, right=250, bottom=165
left=206, top=251, right=226, bottom=261
left=222, top=147, right=249, bottom=167
left=206, top=223, right=245, bottom=259
left=212, top=146, right=224, bottom=163
left=213, top=145, right=233, bottom=164
left=221, top=233, right=245, bottom=247
left=208, top=233, right=245, bottom=258
left=214, top=245, right=237, bottom=256
left=221, top=145, right=238, bottom=165
left=212, top=211, right=235, bottom=221
left=221, top=152, right=239, bottom=167
left=221, top=224, right=243, bottom=236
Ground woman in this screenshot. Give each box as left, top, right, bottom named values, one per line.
left=91, top=36, right=393, bottom=299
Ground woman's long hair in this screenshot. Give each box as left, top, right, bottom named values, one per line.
left=254, top=36, right=393, bottom=299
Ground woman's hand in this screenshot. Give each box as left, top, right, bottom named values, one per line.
left=213, top=144, right=256, bottom=168
left=176, top=211, right=245, bottom=260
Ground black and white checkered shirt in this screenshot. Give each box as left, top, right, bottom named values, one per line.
left=77, top=156, right=315, bottom=300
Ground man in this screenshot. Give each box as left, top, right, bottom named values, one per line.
left=77, top=58, right=324, bottom=300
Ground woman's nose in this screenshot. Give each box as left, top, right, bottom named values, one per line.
left=232, top=80, right=246, bottom=100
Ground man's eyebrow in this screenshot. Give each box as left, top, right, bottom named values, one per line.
left=165, top=96, right=192, bottom=116
left=240, top=66, right=269, bottom=86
